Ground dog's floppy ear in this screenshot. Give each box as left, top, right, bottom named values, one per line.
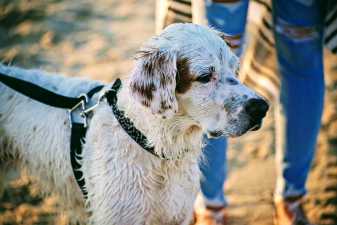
left=130, top=47, right=178, bottom=118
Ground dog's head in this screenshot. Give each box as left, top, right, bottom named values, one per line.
left=130, top=23, right=268, bottom=138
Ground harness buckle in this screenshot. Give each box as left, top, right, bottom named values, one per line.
left=81, top=91, right=107, bottom=117
left=69, top=93, right=89, bottom=128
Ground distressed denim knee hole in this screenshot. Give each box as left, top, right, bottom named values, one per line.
left=275, top=19, right=319, bottom=42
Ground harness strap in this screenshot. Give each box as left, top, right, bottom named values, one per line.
left=70, top=123, right=89, bottom=197
left=0, top=72, right=86, bottom=108
left=69, top=86, right=104, bottom=199
left=0, top=72, right=103, bottom=198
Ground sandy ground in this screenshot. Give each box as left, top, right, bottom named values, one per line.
left=0, top=1, right=337, bottom=225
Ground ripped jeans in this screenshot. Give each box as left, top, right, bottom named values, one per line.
left=200, top=0, right=325, bottom=207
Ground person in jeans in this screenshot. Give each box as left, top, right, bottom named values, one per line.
left=195, top=1, right=325, bottom=225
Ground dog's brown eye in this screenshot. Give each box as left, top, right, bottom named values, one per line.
left=196, top=66, right=215, bottom=83
left=196, top=73, right=212, bottom=83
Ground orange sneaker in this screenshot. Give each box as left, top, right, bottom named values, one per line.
left=193, top=206, right=227, bottom=225
left=273, top=198, right=314, bottom=225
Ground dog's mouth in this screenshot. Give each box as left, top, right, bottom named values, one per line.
left=229, top=123, right=261, bottom=138
left=248, top=122, right=262, bottom=131
left=207, top=119, right=264, bottom=138
left=207, top=130, right=224, bottom=138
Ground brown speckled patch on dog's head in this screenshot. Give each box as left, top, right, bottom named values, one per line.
left=176, top=58, right=194, bottom=94
left=130, top=47, right=179, bottom=117
left=130, top=81, right=156, bottom=103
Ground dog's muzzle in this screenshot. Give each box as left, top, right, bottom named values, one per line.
left=244, top=98, right=269, bottom=131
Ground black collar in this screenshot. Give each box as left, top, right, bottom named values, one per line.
left=104, top=79, right=165, bottom=159
left=105, top=80, right=189, bottom=161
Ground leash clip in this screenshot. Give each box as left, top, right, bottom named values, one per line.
left=69, top=93, right=89, bottom=128
left=81, top=91, right=107, bottom=117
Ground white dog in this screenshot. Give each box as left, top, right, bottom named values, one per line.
left=0, top=24, right=268, bottom=225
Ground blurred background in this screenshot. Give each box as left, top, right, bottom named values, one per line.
left=0, top=0, right=336, bottom=224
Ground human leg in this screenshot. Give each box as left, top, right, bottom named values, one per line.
left=205, top=0, right=249, bottom=55
left=194, top=2, right=249, bottom=224
left=199, top=0, right=249, bottom=206
left=273, top=0, right=325, bottom=201
left=199, top=137, right=228, bottom=208
left=273, top=0, right=325, bottom=223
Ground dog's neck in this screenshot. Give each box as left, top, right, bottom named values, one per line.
left=114, top=80, right=204, bottom=161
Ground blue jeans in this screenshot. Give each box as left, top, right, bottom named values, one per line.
left=200, top=0, right=325, bottom=207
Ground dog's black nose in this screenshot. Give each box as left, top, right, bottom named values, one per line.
left=244, top=98, right=269, bottom=121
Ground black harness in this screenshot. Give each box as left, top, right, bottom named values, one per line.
left=0, top=72, right=164, bottom=199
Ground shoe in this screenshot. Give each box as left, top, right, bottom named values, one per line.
left=193, top=205, right=227, bottom=225
left=273, top=198, right=314, bottom=225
